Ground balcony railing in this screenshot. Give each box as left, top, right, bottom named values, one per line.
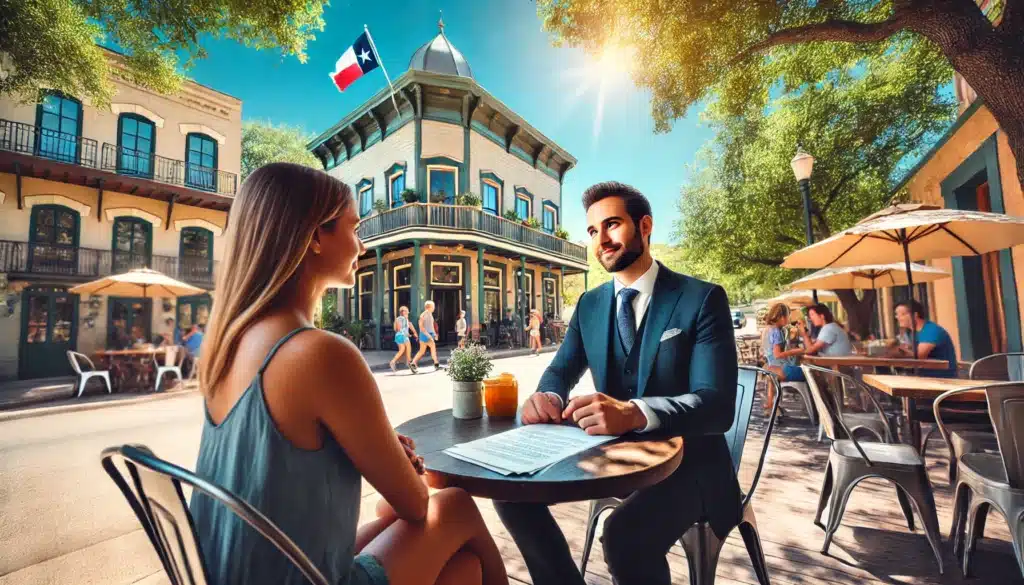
left=100, top=143, right=237, bottom=196
left=0, top=240, right=217, bottom=287
left=0, top=118, right=237, bottom=196
left=358, top=204, right=587, bottom=263
left=0, top=119, right=99, bottom=167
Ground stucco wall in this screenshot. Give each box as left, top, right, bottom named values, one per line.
left=421, top=120, right=464, bottom=162
left=903, top=105, right=1023, bottom=355
left=469, top=132, right=561, bottom=221
left=329, top=123, right=416, bottom=201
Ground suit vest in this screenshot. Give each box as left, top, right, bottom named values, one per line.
left=606, top=305, right=648, bottom=400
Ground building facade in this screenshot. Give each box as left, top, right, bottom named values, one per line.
left=0, top=49, right=240, bottom=379
left=309, top=23, right=588, bottom=348
left=881, top=73, right=1023, bottom=360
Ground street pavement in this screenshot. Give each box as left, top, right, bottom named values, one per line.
left=0, top=353, right=590, bottom=585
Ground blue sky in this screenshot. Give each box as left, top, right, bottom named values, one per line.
left=184, top=0, right=714, bottom=244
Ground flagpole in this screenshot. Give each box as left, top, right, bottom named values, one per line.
left=364, top=25, right=401, bottom=114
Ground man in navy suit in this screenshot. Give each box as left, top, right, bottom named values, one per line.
left=494, top=182, right=740, bottom=585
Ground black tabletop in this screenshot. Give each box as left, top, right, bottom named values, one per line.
left=396, top=409, right=684, bottom=504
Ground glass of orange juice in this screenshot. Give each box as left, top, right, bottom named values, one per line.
left=483, top=373, right=519, bottom=418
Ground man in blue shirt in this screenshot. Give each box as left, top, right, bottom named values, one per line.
left=183, top=324, right=205, bottom=359
left=893, top=300, right=958, bottom=378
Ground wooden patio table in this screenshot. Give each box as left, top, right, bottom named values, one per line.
left=860, top=374, right=997, bottom=452
left=395, top=409, right=684, bottom=504
left=95, top=347, right=167, bottom=391
left=803, top=355, right=950, bottom=371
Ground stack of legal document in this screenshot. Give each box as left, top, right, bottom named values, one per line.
left=444, top=424, right=617, bottom=476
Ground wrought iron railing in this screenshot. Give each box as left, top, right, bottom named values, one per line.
left=0, top=118, right=99, bottom=167
left=0, top=240, right=217, bottom=287
left=358, top=204, right=587, bottom=263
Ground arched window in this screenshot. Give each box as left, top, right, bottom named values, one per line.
left=185, top=133, right=218, bottom=191
left=35, top=91, right=82, bottom=163
left=112, top=217, right=152, bottom=273
left=28, top=205, right=79, bottom=273
left=179, top=227, right=213, bottom=280
left=117, top=114, right=156, bottom=178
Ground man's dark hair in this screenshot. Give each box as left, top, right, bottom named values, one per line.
left=808, top=303, right=835, bottom=324
left=896, top=300, right=926, bottom=320
left=165, top=317, right=174, bottom=325
left=581, top=181, right=653, bottom=230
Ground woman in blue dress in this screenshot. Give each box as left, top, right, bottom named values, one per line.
left=389, top=306, right=417, bottom=373
left=191, top=162, right=508, bottom=585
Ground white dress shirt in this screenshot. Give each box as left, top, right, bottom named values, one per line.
left=547, top=261, right=662, bottom=433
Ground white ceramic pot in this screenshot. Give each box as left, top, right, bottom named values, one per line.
left=452, top=380, right=484, bottom=419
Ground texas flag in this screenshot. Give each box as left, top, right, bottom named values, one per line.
left=330, top=32, right=380, bottom=92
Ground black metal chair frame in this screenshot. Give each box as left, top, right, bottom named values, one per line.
left=803, top=364, right=944, bottom=573
left=100, top=444, right=330, bottom=585
left=936, top=382, right=1024, bottom=578
left=969, top=352, right=1024, bottom=381
left=578, top=365, right=783, bottom=585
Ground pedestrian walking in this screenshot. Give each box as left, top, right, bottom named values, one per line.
left=389, top=306, right=417, bottom=374
left=456, top=310, right=467, bottom=349
left=412, top=300, right=442, bottom=370
left=526, top=309, right=542, bottom=355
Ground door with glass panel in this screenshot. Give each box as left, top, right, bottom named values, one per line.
left=19, top=289, right=77, bottom=379
left=35, top=92, right=82, bottom=163
left=117, top=114, right=155, bottom=178
left=112, top=217, right=152, bottom=273
left=28, top=205, right=79, bottom=275
left=185, top=133, right=218, bottom=191
left=179, top=227, right=213, bottom=283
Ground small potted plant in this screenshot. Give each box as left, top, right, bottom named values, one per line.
left=555, top=226, right=570, bottom=240
left=446, top=343, right=493, bottom=419
left=372, top=198, right=387, bottom=214
left=503, top=210, right=521, bottom=222
left=401, top=188, right=420, bottom=204
left=456, top=191, right=481, bottom=207
left=524, top=216, right=541, bottom=229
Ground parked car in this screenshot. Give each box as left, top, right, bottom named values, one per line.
left=731, top=310, right=747, bottom=329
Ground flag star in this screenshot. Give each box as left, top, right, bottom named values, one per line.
left=358, top=48, right=372, bottom=64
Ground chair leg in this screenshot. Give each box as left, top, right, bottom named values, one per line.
left=950, top=482, right=970, bottom=559
left=738, top=505, right=771, bottom=585
left=920, top=424, right=938, bottom=459
left=895, top=487, right=916, bottom=532
left=579, top=500, right=603, bottom=577
left=799, top=387, right=817, bottom=428
left=1011, top=513, right=1024, bottom=580
left=963, top=500, right=990, bottom=577
left=680, top=522, right=723, bottom=585
left=814, top=460, right=833, bottom=530
left=822, top=462, right=861, bottom=555
left=818, top=421, right=824, bottom=443
left=100, top=372, right=112, bottom=394
left=76, top=375, right=86, bottom=398
left=897, top=470, right=943, bottom=575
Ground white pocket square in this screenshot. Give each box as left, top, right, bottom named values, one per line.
left=660, top=328, right=682, bottom=342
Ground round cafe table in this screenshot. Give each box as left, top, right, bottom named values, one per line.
left=395, top=409, right=684, bottom=504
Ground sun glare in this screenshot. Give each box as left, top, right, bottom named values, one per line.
left=557, top=42, right=635, bottom=144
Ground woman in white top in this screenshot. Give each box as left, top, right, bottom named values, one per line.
left=389, top=306, right=417, bottom=374
left=456, top=311, right=467, bottom=349
left=526, top=309, right=542, bottom=355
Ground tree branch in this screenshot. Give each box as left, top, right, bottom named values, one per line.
left=739, top=254, right=786, bottom=266
left=732, top=13, right=913, bottom=64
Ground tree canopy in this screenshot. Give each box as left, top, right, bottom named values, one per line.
left=241, top=121, right=322, bottom=181
left=0, top=0, right=326, bottom=106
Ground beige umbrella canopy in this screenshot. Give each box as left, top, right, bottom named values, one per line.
left=788, top=263, right=950, bottom=291
left=766, top=289, right=839, bottom=307
left=782, top=204, right=1024, bottom=269
left=69, top=268, right=205, bottom=298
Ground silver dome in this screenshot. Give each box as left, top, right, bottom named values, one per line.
left=408, top=18, right=473, bottom=79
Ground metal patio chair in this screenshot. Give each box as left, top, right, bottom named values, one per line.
left=939, top=383, right=1024, bottom=578
left=100, top=444, right=330, bottom=585
left=154, top=346, right=186, bottom=392
left=579, top=365, right=781, bottom=585
left=804, top=364, right=944, bottom=573
left=780, top=380, right=817, bottom=428
left=67, top=350, right=112, bottom=397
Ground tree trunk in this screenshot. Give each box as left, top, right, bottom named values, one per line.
left=834, top=289, right=878, bottom=340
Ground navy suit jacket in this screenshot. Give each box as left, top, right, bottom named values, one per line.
left=538, top=264, right=741, bottom=533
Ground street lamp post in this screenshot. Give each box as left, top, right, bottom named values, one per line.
left=791, top=145, right=818, bottom=305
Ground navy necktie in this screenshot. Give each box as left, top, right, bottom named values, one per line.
left=617, top=288, right=640, bottom=354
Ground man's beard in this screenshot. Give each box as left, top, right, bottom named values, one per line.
left=597, top=231, right=645, bottom=273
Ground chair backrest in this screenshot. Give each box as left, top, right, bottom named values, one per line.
left=67, top=351, right=92, bottom=375
left=986, top=383, right=1024, bottom=489
left=970, top=352, right=1024, bottom=382
left=164, top=346, right=185, bottom=368
left=100, top=445, right=330, bottom=585
left=802, top=364, right=875, bottom=464
left=730, top=366, right=783, bottom=504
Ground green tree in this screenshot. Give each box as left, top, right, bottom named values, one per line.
left=673, top=40, right=956, bottom=336
left=538, top=0, right=1024, bottom=194
left=241, top=121, right=322, bottom=180
left=0, top=0, right=326, bottom=106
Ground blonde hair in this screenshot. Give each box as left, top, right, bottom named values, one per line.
left=399, top=306, right=409, bottom=314
left=765, top=303, right=790, bottom=327
left=200, top=162, right=353, bottom=396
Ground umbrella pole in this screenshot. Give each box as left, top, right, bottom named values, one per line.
left=901, top=233, right=918, bottom=357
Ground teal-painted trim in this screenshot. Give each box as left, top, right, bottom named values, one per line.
left=470, top=121, right=505, bottom=149
left=414, top=117, right=423, bottom=201
left=374, top=248, right=383, bottom=348
left=890, top=99, right=985, bottom=197
left=477, top=247, right=485, bottom=330
left=422, top=110, right=463, bottom=125
left=110, top=216, right=153, bottom=265
left=941, top=132, right=1022, bottom=358
left=412, top=240, right=422, bottom=316
left=542, top=200, right=560, bottom=233
left=462, top=126, right=470, bottom=195
left=422, top=156, right=464, bottom=203
left=384, top=162, right=408, bottom=209
left=107, top=297, right=153, bottom=347
left=178, top=226, right=214, bottom=275
left=519, top=256, right=528, bottom=334
left=482, top=259, right=507, bottom=322
left=480, top=171, right=503, bottom=215
left=387, top=260, right=414, bottom=321
left=356, top=178, right=375, bottom=217
left=514, top=186, right=534, bottom=218
left=27, top=204, right=81, bottom=272
left=116, top=113, right=157, bottom=178
left=424, top=254, right=472, bottom=340
left=35, top=90, right=84, bottom=164
left=541, top=270, right=561, bottom=318
left=510, top=145, right=532, bottom=166
left=184, top=133, right=219, bottom=191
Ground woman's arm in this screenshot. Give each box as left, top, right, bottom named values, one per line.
left=299, top=334, right=428, bottom=521
left=774, top=343, right=804, bottom=359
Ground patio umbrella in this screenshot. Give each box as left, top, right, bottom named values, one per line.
left=788, top=263, right=950, bottom=291
left=782, top=203, right=1024, bottom=347
left=69, top=268, right=205, bottom=298
left=766, top=289, right=839, bottom=307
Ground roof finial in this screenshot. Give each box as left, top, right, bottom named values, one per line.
left=438, top=10, right=445, bottom=32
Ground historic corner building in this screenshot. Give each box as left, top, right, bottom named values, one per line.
left=878, top=73, right=1024, bottom=361
left=308, top=23, right=589, bottom=348
left=0, top=49, right=239, bottom=379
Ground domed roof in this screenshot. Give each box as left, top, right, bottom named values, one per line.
left=408, top=17, right=473, bottom=79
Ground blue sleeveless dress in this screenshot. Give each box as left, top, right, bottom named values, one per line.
left=190, top=327, right=389, bottom=585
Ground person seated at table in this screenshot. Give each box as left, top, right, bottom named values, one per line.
left=190, top=162, right=507, bottom=585
left=130, top=326, right=149, bottom=348
left=183, top=323, right=205, bottom=358
left=888, top=299, right=958, bottom=378
left=505, top=182, right=739, bottom=585
left=762, top=303, right=806, bottom=414
left=798, top=303, right=854, bottom=357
